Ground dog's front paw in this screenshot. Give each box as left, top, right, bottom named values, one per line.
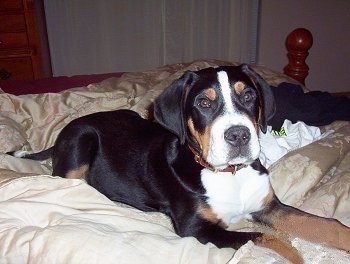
left=338, top=226, right=350, bottom=253
left=255, top=234, right=304, bottom=264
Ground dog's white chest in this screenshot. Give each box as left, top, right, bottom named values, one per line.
left=201, top=166, right=271, bottom=225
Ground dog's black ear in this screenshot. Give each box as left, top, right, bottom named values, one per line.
left=241, top=64, right=276, bottom=133
left=154, top=71, right=199, bottom=144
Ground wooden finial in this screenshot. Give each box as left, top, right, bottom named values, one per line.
left=283, top=28, right=313, bottom=85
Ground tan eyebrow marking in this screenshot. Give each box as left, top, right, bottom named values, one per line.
left=204, top=88, right=217, bottom=101
left=234, top=81, right=246, bottom=95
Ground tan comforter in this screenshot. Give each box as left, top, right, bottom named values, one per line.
left=0, top=60, right=349, bottom=263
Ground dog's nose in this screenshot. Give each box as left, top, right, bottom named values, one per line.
left=224, top=126, right=251, bottom=146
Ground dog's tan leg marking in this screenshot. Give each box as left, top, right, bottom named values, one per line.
left=65, top=164, right=89, bottom=179
left=261, top=200, right=350, bottom=254
left=255, top=234, right=304, bottom=264
left=255, top=191, right=304, bottom=263
left=197, top=204, right=227, bottom=228
left=271, top=213, right=350, bottom=253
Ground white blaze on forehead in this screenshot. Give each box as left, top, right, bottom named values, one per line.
left=217, top=71, right=234, bottom=112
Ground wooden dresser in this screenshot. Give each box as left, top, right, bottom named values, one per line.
left=0, top=0, right=51, bottom=81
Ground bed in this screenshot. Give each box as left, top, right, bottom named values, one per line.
left=0, top=28, right=350, bottom=263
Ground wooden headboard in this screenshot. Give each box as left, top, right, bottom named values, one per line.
left=283, top=28, right=349, bottom=98
left=283, top=28, right=313, bottom=85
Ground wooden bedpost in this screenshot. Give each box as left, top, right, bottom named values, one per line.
left=283, top=28, right=313, bottom=85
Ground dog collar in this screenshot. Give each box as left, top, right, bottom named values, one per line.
left=187, top=145, right=247, bottom=175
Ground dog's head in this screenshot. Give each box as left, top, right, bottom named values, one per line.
left=154, top=64, right=275, bottom=169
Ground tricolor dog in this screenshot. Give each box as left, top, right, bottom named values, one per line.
left=14, top=65, right=350, bottom=263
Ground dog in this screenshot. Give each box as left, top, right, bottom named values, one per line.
left=13, top=64, right=350, bottom=263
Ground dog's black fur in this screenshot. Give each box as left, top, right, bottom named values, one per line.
left=13, top=65, right=350, bottom=263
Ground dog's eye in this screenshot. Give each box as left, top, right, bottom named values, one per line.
left=242, top=91, right=254, bottom=103
left=198, top=98, right=211, bottom=108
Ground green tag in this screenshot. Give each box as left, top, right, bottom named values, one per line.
left=273, top=127, right=287, bottom=136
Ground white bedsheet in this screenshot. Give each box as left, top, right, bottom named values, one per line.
left=0, top=175, right=235, bottom=264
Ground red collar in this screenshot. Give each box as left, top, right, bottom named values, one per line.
left=187, top=145, right=247, bottom=175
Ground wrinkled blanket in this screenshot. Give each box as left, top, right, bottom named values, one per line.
left=0, top=60, right=349, bottom=263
